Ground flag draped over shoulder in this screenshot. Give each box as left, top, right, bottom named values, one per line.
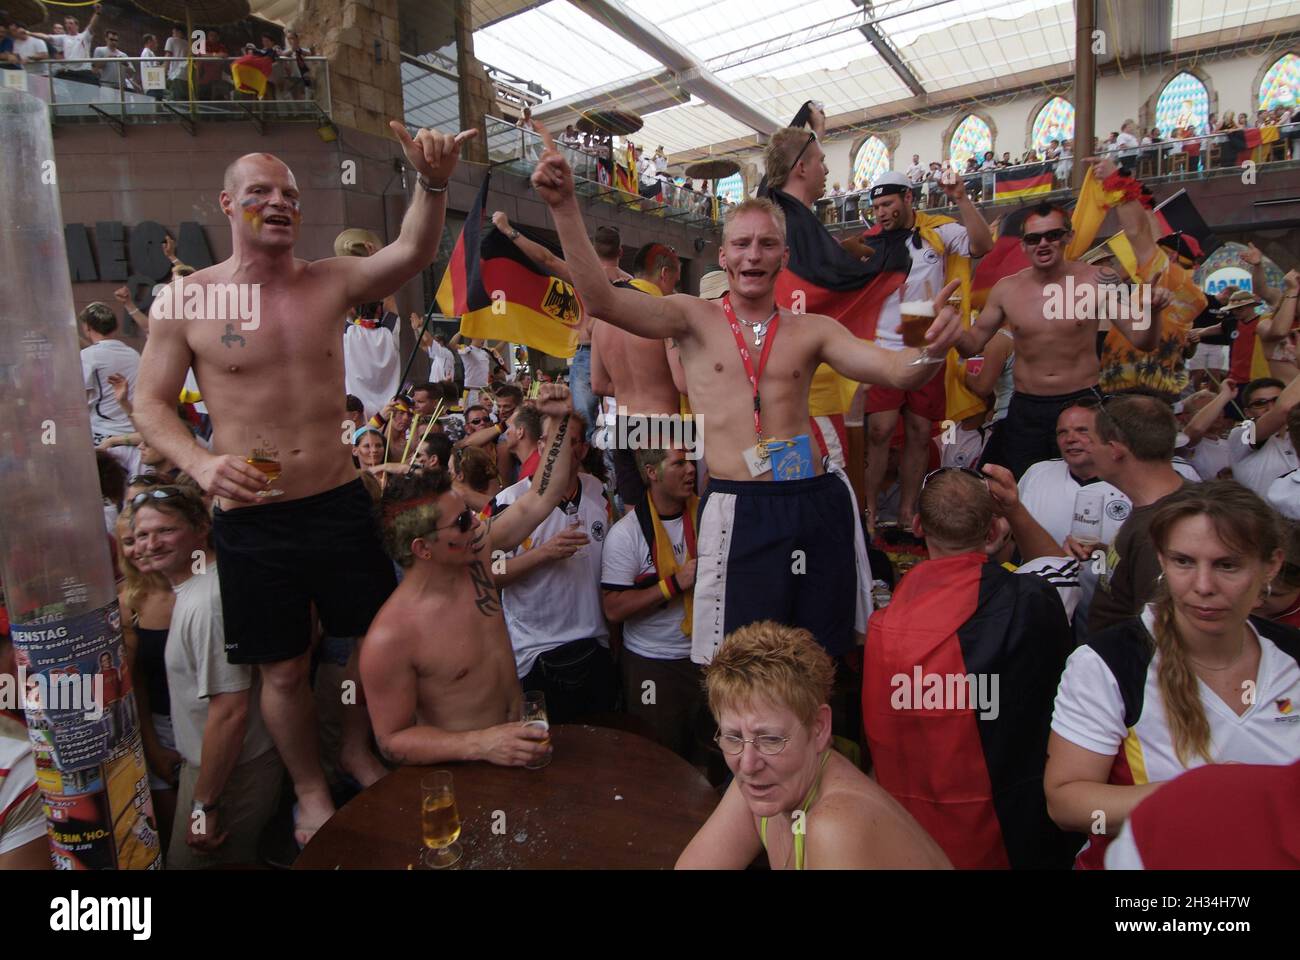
left=766, top=188, right=910, bottom=415
left=994, top=162, right=1054, bottom=201
left=435, top=173, right=582, bottom=358
left=231, top=54, right=274, bottom=98
left=863, top=553, right=1079, bottom=869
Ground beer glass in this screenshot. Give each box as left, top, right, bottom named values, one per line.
left=421, top=770, right=463, bottom=869
left=244, top=427, right=283, bottom=498
left=1071, top=490, right=1105, bottom=549
left=521, top=691, right=551, bottom=770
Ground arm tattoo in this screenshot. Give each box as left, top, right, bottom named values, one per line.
left=535, top=415, right=570, bottom=496
left=468, top=560, right=502, bottom=617
left=1096, top=267, right=1123, bottom=288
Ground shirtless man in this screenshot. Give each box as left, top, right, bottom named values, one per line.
left=593, top=242, right=684, bottom=510
left=529, top=125, right=963, bottom=667
left=492, top=211, right=631, bottom=440
left=958, top=162, right=1165, bottom=479
left=359, top=385, right=576, bottom=765
left=131, top=122, right=477, bottom=845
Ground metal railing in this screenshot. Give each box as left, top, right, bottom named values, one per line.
left=1, top=55, right=331, bottom=127
left=818, top=125, right=1300, bottom=227
left=485, top=116, right=734, bottom=226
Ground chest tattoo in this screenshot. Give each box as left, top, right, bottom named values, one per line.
left=221, top=323, right=246, bottom=348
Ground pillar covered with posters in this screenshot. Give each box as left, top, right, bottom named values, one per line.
left=0, top=89, right=160, bottom=870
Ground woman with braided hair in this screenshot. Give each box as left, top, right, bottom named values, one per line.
left=1045, top=480, right=1300, bottom=868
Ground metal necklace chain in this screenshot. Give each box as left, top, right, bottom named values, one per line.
left=736, top=308, right=777, bottom=346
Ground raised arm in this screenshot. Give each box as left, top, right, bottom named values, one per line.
left=1095, top=263, right=1162, bottom=352
left=491, top=211, right=573, bottom=283
left=1183, top=378, right=1237, bottom=444
left=530, top=125, right=690, bottom=342
left=487, top=385, right=576, bottom=553
left=1250, top=369, right=1300, bottom=443
left=1240, top=243, right=1280, bottom=307
left=818, top=279, right=963, bottom=391
left=982, top=463, right=1065, bottom=560
left=331, top=122, right=478, bottom=306
left=945, top=178, right=993, bottom=256
left=1256, top=270, right=1298, bottom=343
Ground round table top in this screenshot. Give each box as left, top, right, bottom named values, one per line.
left=294, top=724, right=720, bottom=870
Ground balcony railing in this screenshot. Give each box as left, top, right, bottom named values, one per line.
left=1, top=55, right=330, bottom=130
left=819, top=126, right=1300, bottom=228
left=486, top=116, right=734, bottom=226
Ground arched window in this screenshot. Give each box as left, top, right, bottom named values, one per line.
left=1155, top=71, right=1209, bottom=136
left=1259, top=52, right=1300, bottom=110
left=949, top=115, right=992, bottom=170
left=716, top=172, right=744, bottom=205
left=851, top=136, right=889, bottom=191
left=1031, top=97, right=1075, bottom=151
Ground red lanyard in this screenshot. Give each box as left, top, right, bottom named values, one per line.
left=721, top=294, right=780, bottom=442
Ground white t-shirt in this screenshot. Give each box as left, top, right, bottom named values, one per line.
left=493, top=473, right=611, bottom=677
left=1051, top=605, right=1300, bottom=863
left=0, top=713, right=44, bottom=856
left=1229, top=423, right=1297, bottom=496
left=1178, top=434, right=1233, bottom=482
left=11, top=36, right=48, bottom=61
left=51, top=29, right=94, bottom=64
left=81, top=338, right=141, bottom=440
left=164, top=568, right=275, bottom=768
left=459, top=345, right=490, bottom=389
left=1115, top=131, right=1140, bottom=151
left=600, top=508, right=691, bottom=660
left=638, top=157, right=658, bottom=187
left=426, top=341, right=455, bottom=382
left=140, top=45, right=160, bottom=70
left=92, top=47, right=131, bottom=86
left=163, top=35, right=186, bottom=80
left=905, top=163, right=925, bottom=184
left=874, top=221, right=970, bottom=350
left=1266, top=469, right=1300, bottom=520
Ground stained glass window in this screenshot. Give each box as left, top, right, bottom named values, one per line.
left=1155, top=72, right=1209, bottom=136
left=950, top=115, right=993, bottom=170
left=1259, top=53, right=1300, bottom=110
left=717, top=172, right=744, bottom=204
left=851, top=136, right=890, bottom=190
left=1031, top=97, right=1075, bottom=151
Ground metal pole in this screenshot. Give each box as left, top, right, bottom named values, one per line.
left=1072, top=0, right=1097, bottom=189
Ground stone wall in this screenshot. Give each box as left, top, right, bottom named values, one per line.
left=294, top=0, right=403, bottom=139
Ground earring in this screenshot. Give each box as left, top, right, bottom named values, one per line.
left=1263, top=580, right=1274, bottom=599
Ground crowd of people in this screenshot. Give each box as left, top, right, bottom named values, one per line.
left=0, top=6, right=314, bottom=102
left=2, top=86, right=1298, bottom=872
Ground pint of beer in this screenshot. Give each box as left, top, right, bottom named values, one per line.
left=899, top=300, right=936, bottom=349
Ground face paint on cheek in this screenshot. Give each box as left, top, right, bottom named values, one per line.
left=240, top=197, right=268, bottom=234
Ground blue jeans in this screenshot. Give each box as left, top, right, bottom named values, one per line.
left=569, top=344, right=599, bottom=441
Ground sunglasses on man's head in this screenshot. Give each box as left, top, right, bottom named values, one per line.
left=790, top=131, right=817, bottom=171
left=1022, top=228, right=1069, bottom=246
left=921, top=466, right=989, bottom=490
left=130, top=486, right=185, bottom=509
left=128, top=474, right=169, bottom=487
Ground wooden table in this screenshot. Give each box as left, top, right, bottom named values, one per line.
left=294, top=724, right=719, bottom=870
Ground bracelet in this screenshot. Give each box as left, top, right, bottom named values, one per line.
left=416, top=173, right=448, bottom=194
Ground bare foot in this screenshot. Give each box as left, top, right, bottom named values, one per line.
left=293, top=789, right=336, bottom=848
left=340, top=748, right=390, bottom=789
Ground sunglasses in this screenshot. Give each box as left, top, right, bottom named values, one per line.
left=128, top=474, right=169, bottom=487
left=921, top=466, right=989, bottom=490
left=130, top=486, right=185, bottom=509
left=467, top=417, right=490, bottom=427
left=1022, top=228, right=1069, bottom=246
left=433, top=509, right=475, bottom=533
left=790, top=131, right=817, bottom=171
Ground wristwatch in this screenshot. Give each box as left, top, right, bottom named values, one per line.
left=416, top=173, right=448, bottom=194
left=192, top=799, right=219, bottom=816
left=508, top=228, right=520, bottom=240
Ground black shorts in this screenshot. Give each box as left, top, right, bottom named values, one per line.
left=979, top=386, right=1100, bottom=480
left=213, top=479, right=397, bottom=664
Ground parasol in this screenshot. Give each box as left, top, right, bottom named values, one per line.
left=576, top=109, right=643, bottom=137
left=7, top=0, right=49, bottom=30
left=685, top=158, right=740, bottom=220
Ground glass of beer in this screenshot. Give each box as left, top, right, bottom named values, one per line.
left=245, top=430, right=284, bottom=498
left=1071, top=490, right=1105, bottom=550
left=900, top=300, right=944, bottom=365
left=521, top=691, right=551, bottom=770
left=420, top=771, right=463, bottom=869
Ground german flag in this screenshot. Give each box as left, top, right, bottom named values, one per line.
left=863, top=553, right=1083, bottom=869
left=765, top=188, right=911, bottom=415
left=993, top=162, right=1054, bottom=201
left=969, top=204, right=1035, bottom=311
left=1151, top=189, right=1221, bottom=259
left=435, top=173, right=582, bottom=359
left=231, top=54, right=274, bottom=99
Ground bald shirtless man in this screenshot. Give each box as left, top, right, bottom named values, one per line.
left=593, top=242, right=684, bottom=510
left=529, top=126, right=963, bottom=667
left=359, top=385, right=576, bottom=766
left=132, top=122, right=477, bottom=845
left=958, top=168, right=1166, bottom=479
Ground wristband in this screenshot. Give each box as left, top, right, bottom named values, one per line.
left=1100, top=170, right=1143, bottom=207
left=657, top=578, right=673, bottom=601
left=416, top=173, right=448, bottom=194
